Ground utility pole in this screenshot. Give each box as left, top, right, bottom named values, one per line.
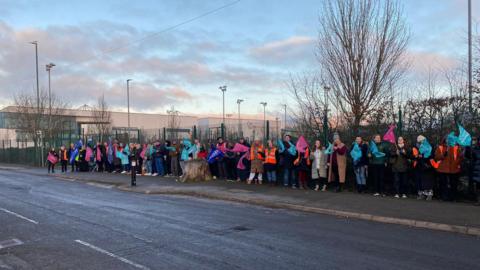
left=126, top=79, right=132, bottom=143
left=30, top=41, right=40, bottom=166
left=282, top=104, right=287, bottom=132
left=46, top=63, right=55, bottom=118
left=468, top=0, right=473, bottom=114
left=237, top=99, right=244, bottom=138
left=260, top=102, right=267, bottom=140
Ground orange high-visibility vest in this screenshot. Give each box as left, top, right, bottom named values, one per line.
left=264, top=147, right=277, bottom=164
left=412, top=147, right=419, bottom=168
left=250, top=145, right=264, bottom=161
left=438, top=145, right=459, bottom=161
left=294, top=148, right=311, bottom=166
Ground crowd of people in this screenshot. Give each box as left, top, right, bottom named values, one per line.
left=45, top=128, right=480, bottom=203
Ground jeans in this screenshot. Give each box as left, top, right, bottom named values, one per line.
left=354, top=166, right=366, bottom=185
left=266, top=170, right=276, bottom=183
left=439, top=173, right=459, bottom=201
left=145, top=160, right=152, bottom=174
left=61, top=160, right=68, bottom=172
left=394, top=172, right=407, bottom=195
left=154, top=157, right=164, bottom=176
left=283, top=168, right=295, bottom=186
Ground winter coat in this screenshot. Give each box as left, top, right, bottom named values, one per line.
left=351, top=143, right=369, bottom=167
left=369, top=142, right=389, bottom=165
left=390, top=145, right=410, bottom=173
left=279, top=140, right=295, bottom=169
left=470, top=146, right=480, bottom=183
left=434, top=145, right=463, bottom=174
left=310, top=149, right=327, bottom=179
left=329, top=143, right=347, bottom=183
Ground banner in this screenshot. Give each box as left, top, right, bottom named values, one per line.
left=295, top=136, right=309, bottom=153
left=457, top=124, right=472, bottom=147
left=369, top=141, right=386, bottom=158
left=47, top=153, right=58, bottom=164
left=350, top=143, right=362, bottom=161
left=383, top=125, right=396, bottom=144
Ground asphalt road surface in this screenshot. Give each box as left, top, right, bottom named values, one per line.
left=0, top=170, right=478, bottom=270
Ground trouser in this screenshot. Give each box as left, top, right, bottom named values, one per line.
left=266, top=170, right=276, bottom=183
left=371, top=164, right=385, bottom=193
left=298, top=170, right=308, bottom=187
left=313, top=175, right=327, bottom=187
left=283, top=168, right=295, bottom=186
left=354, top=166, right=367, bottom=185
left=154, top=158, right=164, bottom=176
left=71, top=162, right=75, bottom=172
left=145, top=160, right=152, bottom=174
left=61, top=160, right=68, bottom=172
left=47, top=161, right=55, bottom=173
left=96, top=161, right=104, bottom=172
left=179, top=161, right=185, bottom=175
left=171, top=157, right=179, bottom=176
left=217, top=159, right=227, bottom=179
left=248, top=172, right=262, bottom=182
left=439, top=173, right=459, bottom=201
left=136, top=158, right=143, bottom=174
left=415, top=169, right=433, bottom=193
left=394, top=172, right=407, bottom=195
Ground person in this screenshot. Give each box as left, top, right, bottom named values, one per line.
left=328, top=134, right=347, bottom=192
left=311, top=140, right=328, bottom=191
left=351, top=137, right=369, bottom=193
left=412, top=135, right=435, bottom=200
left=144, top=144, right=153, bottom=175
left=224, top=142, right=237, bottom=181
left=216, top=137, right=228, bottom=179
left=369, top=134, right=388, bottom=196
left=434, top=136, right=463, bottom=201
left=263, top=140, right=278, bottom=186
left=69, top=143, right=76, bottom=172
left=94, top=142, right=105, bottom=172
left=169, top=141, right=180, bottom=177
left=236, top=138, right=250, bottom=181
left=248, top=139, right=265, bottom=184
left=390, top=136, right=409, bottom=198
left=465, top=136, right=480, bottom=205
left=197, top=144, right=208, bottom=160
left=280, top=135, right=296, bottom=188
left=59, top=145, right=69, bottom=173
left=152, top=142, right=165, bottom=176
left=46, top=147, right=58, bottom=173
left=295, top=145, right=311, bottom=190
left=78, top=146, right=88, bottom=172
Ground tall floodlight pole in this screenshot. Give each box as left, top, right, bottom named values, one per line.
left=30, top=41, right=40, bottom=112
left=126, top=79, right=132, bottom=142
left=237, top=99, right=244, bottom=137
left=219, top=86, right=227, bottom=125
left=46, top=63, right=55, bottom=118
left=468, top=0, right=473, bottom=114
left=260, top=102, right=267, bottom=139
left=282, top=104, right=287, bottom=131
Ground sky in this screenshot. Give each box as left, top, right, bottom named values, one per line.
left=0, top=0, right=478, bottom=119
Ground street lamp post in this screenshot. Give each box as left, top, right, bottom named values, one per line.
left=260, top=102, right=267, bottom=140
left=281, top=104, right=287, bottom=134
left=219, top=85, right=227, bottom=125
left=30, top=41, right=40, bottom=112
left=46, top=63, right=55, bottom=117
left=237, top=99, right=243, bottom=137
left=467, top=0, right=473, bottom=114
left=126, top=79, right=132, bottom=142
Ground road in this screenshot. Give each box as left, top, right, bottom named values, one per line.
left=0, top=170, right=478, bottom=270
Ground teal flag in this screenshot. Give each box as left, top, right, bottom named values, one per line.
left=457, top=124, right=472, bottom=147
left=277, top=139, right=285, bottom=153
left=419, top=139, right=432, bottom=158
left=350, top=143, right=362, bottom=161
left=447, top=132, right=458, bottom=147
left=369, top=141, right=386, bottom=158
left=324, top=142, right=333, bottom=155
left=287, top=141, right=297, bottom=156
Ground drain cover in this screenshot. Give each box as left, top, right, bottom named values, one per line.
left=0, top=239, right=23, bottom=249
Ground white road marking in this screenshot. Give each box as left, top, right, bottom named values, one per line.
left=86, top=182, right=114, bottom=189
left=0, top=238, right=23, bottom=249
left=75, top=240, right=150, bottom=270
left=0, top=208, right=38, bottom=224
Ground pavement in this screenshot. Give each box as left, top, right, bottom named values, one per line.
left=0, top=169, right=479, bottom=269
left=0, top=163, right=479, bottom=237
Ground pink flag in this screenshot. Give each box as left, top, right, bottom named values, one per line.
left=47, top=153, right=58, bottom=164
left=96, top=146, right=102, bottom=161
left=85, top=147, right=93, bottom=161
left=237, top=152, right=249, bottom=170
left=383, top=125, right=396, bottom=144
left=295, top=136, right=309, bottom=153
left=230, top=143, right=250, bottom=153
left=139, top=146, right=147, bottom=159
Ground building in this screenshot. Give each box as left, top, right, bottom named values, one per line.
left=0, top=106, right=281, bottom=143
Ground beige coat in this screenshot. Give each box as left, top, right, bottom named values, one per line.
left=328, top=144, right=347, bottom=183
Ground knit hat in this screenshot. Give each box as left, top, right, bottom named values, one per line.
left=417, top=135, right=425, bottom=143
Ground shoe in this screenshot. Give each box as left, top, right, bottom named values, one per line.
left=402, top=194, right=407, bottom=199
left=426, top=195, right=433, bottom=201
left=213, top=176, right=217, bottom=180
left=321, top=185, right=327, bottom=192
left=394, top=194, right=400, bottom=198
left=152, top=173, right=158, bottom=176
left=314, top=185, right=319, bottom=191
left=373, top=193, right=380, bottom=196
left=121, top=171, right=126, bottom=174
left=292, top=186, right=297, bottom=189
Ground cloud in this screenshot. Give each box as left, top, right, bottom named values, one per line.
left=249, top=36, right=316, bottom=65
left=404, top=50, right=461, bottom=74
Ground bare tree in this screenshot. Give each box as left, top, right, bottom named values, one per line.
left=91, top=94, right=112, bottom=142
left=167, top=106, right=180, bottom=140
left=289, top=73, right=328, bottom=140
left=317, top=0, right=409, bottom=134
